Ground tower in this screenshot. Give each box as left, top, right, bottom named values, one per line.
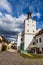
left=24, top=11, right=36, bottom=50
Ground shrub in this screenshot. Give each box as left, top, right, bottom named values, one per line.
left=2, top=45, right=7, bottom=51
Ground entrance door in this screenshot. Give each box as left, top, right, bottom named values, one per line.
left=20, top=44, right=24, bottom=50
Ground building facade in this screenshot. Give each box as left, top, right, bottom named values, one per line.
left=35, top=29, right=43, bottom=53
left=17, top=32, right=22, bottom=50
left=0, top=35, right=9, bottom=51
left=24, top=12, right=36, bottom=50
left=17, top=11, right=43, bottom=53
left=17, top=12, right=36, bottom=51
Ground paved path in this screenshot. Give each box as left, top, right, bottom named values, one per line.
left=7, top=49, right=17, bottom=52
left=0, top=51, right=43, bottom=65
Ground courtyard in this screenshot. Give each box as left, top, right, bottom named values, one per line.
left=0, top=51, right=43, bottom=65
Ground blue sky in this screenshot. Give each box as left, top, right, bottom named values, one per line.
left=0, top=0, right=43, bottom=42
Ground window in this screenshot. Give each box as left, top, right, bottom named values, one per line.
left=33, top=30, right=35, bottom=32
left=33, top=24, right=34, bottom=26
left=27, top=30, right=29, bottom=32
left=28, top=20, right=29, bottom=22
left=27, top=24, right=29, bottom=26
left=42, top=48, right=43, bottom=51
left=33, top=42, right=35, bottom=45
left=32, top=21, right=33, bottom=23
left=21, top=38, right=23, bottom=41
left=39, top=38, right=41, bottom=43
left=36, top=39, right=38, bottom=43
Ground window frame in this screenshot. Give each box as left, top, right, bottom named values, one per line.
left=36, top=39, right=38, bottom=43
left=33, top=42, right=35, bottom=45
left=27, top=30, right=29, bottom=32
left=39, top=38, right=41, bottom=43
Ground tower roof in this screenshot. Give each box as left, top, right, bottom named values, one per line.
left=27, top=11, right=32, bottom=19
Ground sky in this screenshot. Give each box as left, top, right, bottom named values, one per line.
left=0, top=0, right=43, bottom=42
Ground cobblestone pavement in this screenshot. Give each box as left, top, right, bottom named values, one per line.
left=7, top=49, right=17, bottom=52
left=0, top=51, right=43, bottom=65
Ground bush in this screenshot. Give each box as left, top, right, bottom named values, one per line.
left=2, top=45, right=7, bottom=51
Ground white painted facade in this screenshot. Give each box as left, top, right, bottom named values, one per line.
left=17, top=32, right=22, bottom=50
left=36, top=33, right=43, bottom=52
left=17, top=12, right=36, bottom=51
left=17, top=12, right=43, bottom=53
left=24, top=18, right=36, bottom=50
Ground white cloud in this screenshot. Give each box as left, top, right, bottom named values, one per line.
left=0, top=12, right=3, bottom=17
left=0, top=0, right=12, bottom=13
left=7, top=37, right=17, bottom=42
left=36, top=12, right=41, bottom=18
left=0, top=11, right=41, bottom=33
left=17, top=14, right=27, bottom=23
left=32, top=12, right=41, bottom=18
left=14, top=28, right=23, bottom=32
left=0, top=13, right=27, bottom=32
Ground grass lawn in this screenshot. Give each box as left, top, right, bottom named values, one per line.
left=20, top=50, right=43, bottom=59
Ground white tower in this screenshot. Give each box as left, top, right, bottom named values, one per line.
left=17, top=32, right=22, bottom=51
left=24, top=12, right=36, bottom=50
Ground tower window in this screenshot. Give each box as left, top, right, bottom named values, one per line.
left=27, top=30, right=29, bottom=32
left=32, top=21, right=33, bottom=23
left=33, top=30, right=35, bottom=32
left=27, top=24, right=29, bottom=26
left=33, top=24, right=34, bottom=26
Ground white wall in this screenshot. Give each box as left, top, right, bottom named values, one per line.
left=24, top=18, right=36, bottom=50
left=17, top=33, right=21, bottom=50
left=25, top=19, right=36, bottom=34
left=24, top=34, right=35, bottom=50
left=36, top=33, right=43, bottom=48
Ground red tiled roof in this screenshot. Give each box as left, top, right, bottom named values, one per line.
left=0, top=35, right=9, bottom=44
left=35, top=29, right=43, bottom=36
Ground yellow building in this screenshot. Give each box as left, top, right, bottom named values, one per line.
left=0, top=35, right=9, bottom=51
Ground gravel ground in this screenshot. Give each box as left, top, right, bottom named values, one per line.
left=0, top=51, right=43, bottom=65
